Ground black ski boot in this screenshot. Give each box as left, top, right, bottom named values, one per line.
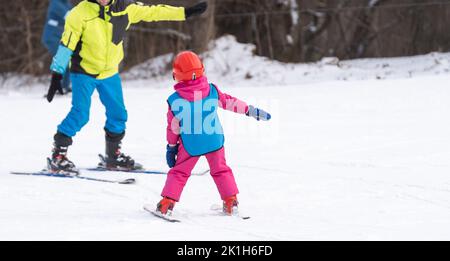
left=47, top=132, right=79, bottom=176
left=99, top=130, right=143, bottom=171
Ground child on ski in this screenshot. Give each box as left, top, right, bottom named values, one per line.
left=149, top=51, right=271, bottom=218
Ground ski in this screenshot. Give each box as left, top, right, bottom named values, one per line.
left=85, top=167, right=210, bottom=176
left=90, top=155, right=209, bottom=176
left=143, top=205, right=181, bottom=223
left=10, top=171, right=136, bottom=185
left=143, top=204, right=249, bottom=223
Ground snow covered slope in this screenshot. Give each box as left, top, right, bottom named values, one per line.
left=1, top=36, right=450, bottom=240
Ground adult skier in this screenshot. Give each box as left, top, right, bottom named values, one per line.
left=41, top=0, right=73, bottom=95
left=47, top=0, right=208, bottom=174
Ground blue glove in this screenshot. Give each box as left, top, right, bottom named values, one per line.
left=246, top=105, right=271, bottom=121
left=50, top=45, right=73, bottom=75
left=166, top=144, right=179, bottom=168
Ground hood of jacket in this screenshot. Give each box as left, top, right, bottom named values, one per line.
left=173, top=76, right=211, bottom=102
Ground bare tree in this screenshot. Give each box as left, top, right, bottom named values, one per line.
left=1, top=0, right=450, bottom=77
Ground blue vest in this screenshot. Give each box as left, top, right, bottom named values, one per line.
left=167, top=84, right=225, bottom=156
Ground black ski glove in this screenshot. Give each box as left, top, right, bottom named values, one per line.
left=47, top=73, right=64, bottom=103
left=185, top=2, right=208, bottom=18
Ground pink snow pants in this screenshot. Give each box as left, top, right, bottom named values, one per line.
left=161, top=143, right=239, bottom=202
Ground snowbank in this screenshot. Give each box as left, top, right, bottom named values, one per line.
left=123, top=35, right=450, bottom=87
left=2, top=35, right=450, bottom=91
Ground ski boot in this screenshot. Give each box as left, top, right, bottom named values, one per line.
left=47, top=132, right=79, bottom=176
left=143, top=197, right=179, bottom=222
left=223, top=195, right=239, bottom=216
left=156, top=197, right=176, bottom=216
left=99, top=130, right=143, bottom=171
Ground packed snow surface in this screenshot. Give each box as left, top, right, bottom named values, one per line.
left=1, top=36, right=450, bottom=240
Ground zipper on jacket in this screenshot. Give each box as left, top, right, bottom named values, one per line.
left=104, top=6, right=110, bottom=73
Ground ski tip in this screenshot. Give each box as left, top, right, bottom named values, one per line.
left=143, top=205, right=154, bottom=213
left=9, top=171, right=27, bottom=175
left=119, top=178, right=136, bottom=185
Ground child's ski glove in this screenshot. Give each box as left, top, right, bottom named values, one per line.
left=166, top=144, right=179, bottom=168
left=246, top=105, right=271, bottom=121
left=185, top=2, right=208, bottom=18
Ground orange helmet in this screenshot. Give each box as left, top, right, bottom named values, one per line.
left=173, top=51, right=205, bottom=82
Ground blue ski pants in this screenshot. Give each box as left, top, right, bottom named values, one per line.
left=57, top=73, right=128, bottom=137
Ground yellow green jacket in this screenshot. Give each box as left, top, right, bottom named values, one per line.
left=61, top=0, right=185, bottom=79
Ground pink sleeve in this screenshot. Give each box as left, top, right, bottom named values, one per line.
left=166, top=105, right=180, bottom=145
left=215, top=84, right=249, bottom=115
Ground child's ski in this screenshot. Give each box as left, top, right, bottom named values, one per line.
left=142, top=204, right=250, bottom=223
left=143, top=205, right=181, bottom=223
left=10, top=171, right=136, bottom=185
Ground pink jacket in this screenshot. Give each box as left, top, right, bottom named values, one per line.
left=166, top=76, right=248, bottom=145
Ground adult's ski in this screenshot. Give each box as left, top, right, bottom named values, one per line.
left=10, top=170, right=136, bottom=185
left=92, top=154, right=209, bottom=176
left=85, top=167, right=210, bottom=176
